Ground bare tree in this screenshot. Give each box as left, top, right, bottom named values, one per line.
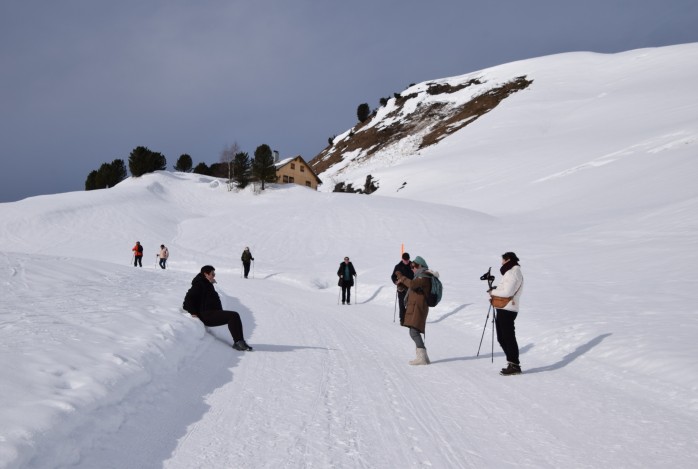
left=220, top=142, right=241, bottom=188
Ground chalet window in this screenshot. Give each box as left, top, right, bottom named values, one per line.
left=289, top=176, right=294, bottom=183
left=306, top=181, right=312, bottom=187
left=300, top=166, right=305, bottom=172
left=291, top=163, right=295, bottom=170
left=283, top=175, right=289, bottom=183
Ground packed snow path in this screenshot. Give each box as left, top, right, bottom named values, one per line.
left=8, top=263, right=691, bottom=469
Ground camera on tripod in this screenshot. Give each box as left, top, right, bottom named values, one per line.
left=480, top=267, right=495, bottom=290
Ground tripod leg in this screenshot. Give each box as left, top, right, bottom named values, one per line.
left=491, top=308, right=497, bottom=363
left=476, top=305, right=492, bottom=357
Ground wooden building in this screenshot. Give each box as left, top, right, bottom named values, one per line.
left=275, top=155, right=322, bottom=190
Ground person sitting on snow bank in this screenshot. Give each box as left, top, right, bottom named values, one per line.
left=183, top=265, right=253, bottom=351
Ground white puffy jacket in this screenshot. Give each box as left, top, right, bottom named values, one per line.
left=493, top=265, right=524, bottom=312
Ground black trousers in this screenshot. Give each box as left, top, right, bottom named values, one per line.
left=198, top=310, right=244, bottom=343
left=243, top=261, right=251, bottom=278
left=340, top=281, right=352, bottom=303
left=134, top=256, right=142, bottom=267
left=495, top=309, right=520, bottom=365
left=397, top=289, right=407, bottom=324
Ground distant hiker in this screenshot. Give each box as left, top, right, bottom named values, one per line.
left=158, top=244, right=169, bottom=269
left=337, top=256, right=357, bottom=305
left=489, top=252, right=524, bottom=376
left=132, top=241, right=143, bottom=267
left=391, top=252, right=414, bottom=325
left=183, top=265, right=253, bottom=351
left=241, top=247, right=254, bottom=279
left=395, top=256, right=431, bottom=365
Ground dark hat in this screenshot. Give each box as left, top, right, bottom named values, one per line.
left=502, top=252, right=520, bottom=262
left=402, top=252, right=410, bottom=260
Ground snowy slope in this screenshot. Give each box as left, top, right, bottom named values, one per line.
left=1, top=43, right=698, bottom=468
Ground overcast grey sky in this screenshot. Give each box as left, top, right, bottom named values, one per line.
left=1, top=0, right=697, bottom=202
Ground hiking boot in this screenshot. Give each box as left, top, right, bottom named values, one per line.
left=500, top=363, right=522, bottom=376
left=232, top=340, right=253, bottom=351
left=500, top=361, right=519, bottom=373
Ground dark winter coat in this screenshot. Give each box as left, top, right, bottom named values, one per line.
left=395, top=269, right=431, bottom=333
left=391, top=260, right=414, bottom=291
left=183, top=273, right=223, bottom=314
left=241, top=249, right=254, bottom=263
left=337, top=262, right=356, bottom=287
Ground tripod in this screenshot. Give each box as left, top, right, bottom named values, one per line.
left=477, top=266, right=497, bottom=362
left=476, top=303, right=497, bottom=362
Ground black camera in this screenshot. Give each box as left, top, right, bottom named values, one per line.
left=480, top=267, right=495, bottom=283
left=480, top=267, right=495, bottom=290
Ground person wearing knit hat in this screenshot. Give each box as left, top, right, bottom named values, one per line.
left=391, top=252, right=414, bottom=325
left=394, top=255, right=432, bottom=365
left=489, top=251, right=525, bottom=376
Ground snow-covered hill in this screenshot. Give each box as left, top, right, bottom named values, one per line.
left=313, top=44, right=698, bottom=218
left=1, top=43, right=697, bottom=468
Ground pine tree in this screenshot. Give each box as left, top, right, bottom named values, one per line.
left=357, top=103, right=370, bottom=122
left=233, top=151, right=251, bottom=188
left=128, top=146, right=166, bottom=177
left=193, top=162, right=210, bottom=175
left=84, top=159, right=127, bottom=191
left=175, top=154, right=193, bottom=172
left=251, top=144, right=277, bottom=190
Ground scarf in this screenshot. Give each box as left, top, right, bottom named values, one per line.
left=500, top=260, right=519, bottom=276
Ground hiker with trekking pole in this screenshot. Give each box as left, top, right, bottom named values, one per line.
left=337, top=256, right=357, bottom=305
left=132, top=241, right=143, bottom=267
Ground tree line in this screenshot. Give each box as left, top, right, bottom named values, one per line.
left=85, top=144, right=278, bottom=191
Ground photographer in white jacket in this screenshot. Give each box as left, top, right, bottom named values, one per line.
left=489, top=252, right=524, bottom=375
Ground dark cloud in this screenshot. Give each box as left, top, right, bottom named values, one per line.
left=1, top=0, right=697, bottom=201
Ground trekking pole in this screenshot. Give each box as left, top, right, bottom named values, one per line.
left=477, top=304, right=492, bottom=358
left=393, top=290, right=398, bottom=322
left=252, top=260, right=255, bottom=279
left=338, top=285, right=341, bottom=305
left=130, top=254, right=134, bottom=266
left=355, top=276, right=358, bottom=304
left=240, top=262, right=243, bottom=278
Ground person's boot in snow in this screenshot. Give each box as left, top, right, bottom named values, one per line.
left=500, top=362, right=522, bottom=375
left=233, top=339, right=253, bottom=351
left=409, top=348, right=430, bottom=365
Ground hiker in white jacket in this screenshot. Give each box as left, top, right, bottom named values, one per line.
left=158, top=245, right=169, bottom=269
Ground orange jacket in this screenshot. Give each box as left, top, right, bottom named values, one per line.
left=132, top=243, right=143, bottom=257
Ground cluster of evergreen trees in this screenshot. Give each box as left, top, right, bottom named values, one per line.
left=85, top=144, right=278, bottom=191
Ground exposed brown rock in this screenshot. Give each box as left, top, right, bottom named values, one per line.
left=309, top=76, right=533, bottom=177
